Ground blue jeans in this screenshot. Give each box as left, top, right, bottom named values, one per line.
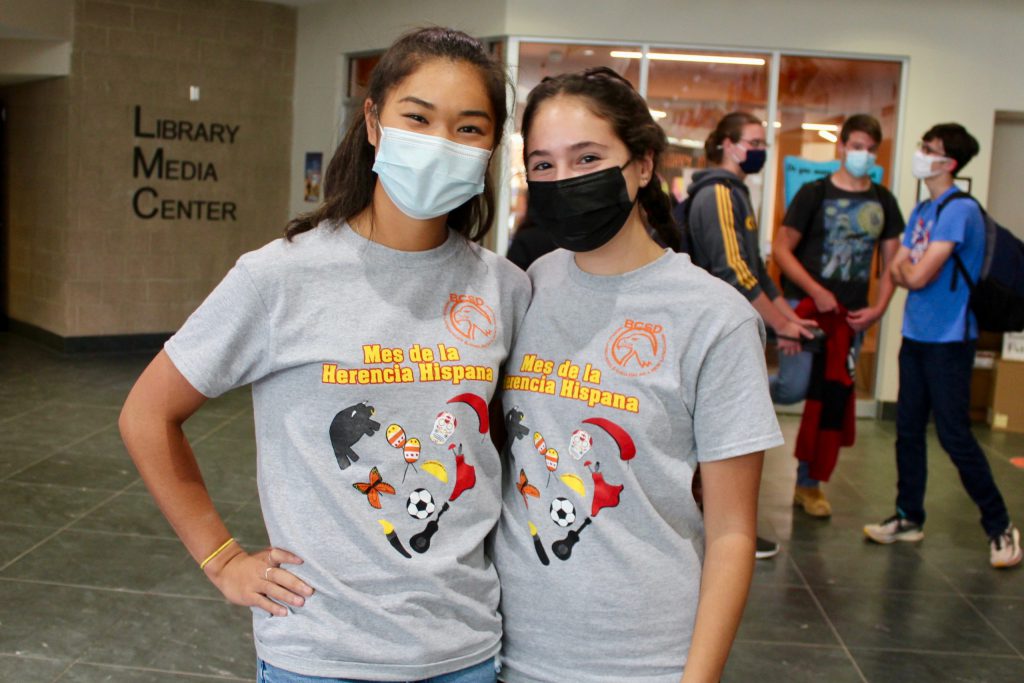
left=895, top=338, right=1009, bottom=537
left=770, top=299, right=864, bottom=488
left=256, top=658, right=497, bottom=683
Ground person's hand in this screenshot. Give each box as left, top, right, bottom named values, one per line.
left=811, top=288, right=839, bottom=313
left=776, top=320, right=812, bottom=356
left=204, top=545, right=313, bottom=616
left=847, top=306, right=882, bottom=332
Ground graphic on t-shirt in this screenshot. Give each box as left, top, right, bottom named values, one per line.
left=421, top=460, right=449, bottom=483
left=583, top=417, right=637, bottom=464
left=410, top=501, right=451, bottom=554
left=448, top=442, right=477, bottom=501
left=529, top=522, right=551, bottom=566
left=329, top=401, right=381, bottom=470
left=503, top=407, right=529, bottom=463
left=401, top=438, right=421, bottom=482
left=517, top=469, right=540, bottom=507
left=504, top=353, right=641, bottom=414
left=430, top=411, right=457, bottom=445
left=820, top=199, right=884, bottom=283
left=352, top=466, right=396, bottom=509
left=544, top=448, right=559, bottom=486
left=550, top=497, right=576, bottom=527
left=605, top=319, right=667, bottom=377
left=585, top=460, right=624, bottom=517
left=385, top=423, right=407, bottom=448
left=558, top=473, right=586, bottom=497
left=406, top=488, right=436, bottom=519
left=909, top=215, right=930, bottom=264
left=551, top=518, right=592, bottom=561
left=444, top=293, right=497, bottom=349
left=569, top=429, right=592, bottom=460
left=533, top=431, right=547, bottom=454
left=447, top=393, right=490, bottom=435
left=377, top=519, right=411, bottom=558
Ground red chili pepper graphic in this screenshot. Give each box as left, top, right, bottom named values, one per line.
left=448, top=393, right=489, bottom=434
left=582, top=417, right=636, bottom=462
left=449, top=444, right=477, bottom=501
left=585, top=461, right=623, bottom=517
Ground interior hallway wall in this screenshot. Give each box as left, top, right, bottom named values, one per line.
left=2, top=0, right=296, bottom=341
left=290, top=0, right=1024, bottom=403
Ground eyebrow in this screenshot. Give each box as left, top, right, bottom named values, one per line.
left=526, top=140, right=608, bottom=160
left=398, top=96, right=492, bottom=121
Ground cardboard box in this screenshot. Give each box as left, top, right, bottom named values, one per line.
left=990, top=359, right=1024, bottom=433
left=1003, top=332, right=1024, bottom=362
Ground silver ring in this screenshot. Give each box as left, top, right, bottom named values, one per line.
left=264, top=566, right=272, bottom=581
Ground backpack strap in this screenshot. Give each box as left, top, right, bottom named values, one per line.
left=935, top=191, right=979, bottom=293
left=935, top=190, right=981, bottom=341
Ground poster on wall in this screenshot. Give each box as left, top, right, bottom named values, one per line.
left=305, top=152, right=323, bottom=202
left=782, top=157, right=884, bottom=208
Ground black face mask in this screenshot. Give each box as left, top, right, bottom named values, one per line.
left=526, top=165, right=636, bottom=253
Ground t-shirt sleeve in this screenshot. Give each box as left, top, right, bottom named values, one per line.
left=781, top=181, right=820, bottom=234
left=164, top=261, right=272, bottom=398
left=689, top=185, right=764, bottom=301
left=692, top=317, right=784, bottom=462
left=878, top=186, right=906, bottom=241
left=932, top=198, right=976, bottom=245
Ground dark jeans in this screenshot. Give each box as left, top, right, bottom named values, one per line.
left=895, top=338, right=1009, bottom=537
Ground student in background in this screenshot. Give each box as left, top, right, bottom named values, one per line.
left=773, top=114, right=904, bottom=518
left=864, top=123, right=1021, bottom=570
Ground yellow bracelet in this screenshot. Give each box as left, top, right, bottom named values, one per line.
left=199, top=537, right=236, bottom=570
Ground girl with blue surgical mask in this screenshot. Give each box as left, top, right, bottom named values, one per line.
left=121, top=27, right=529, bottom=683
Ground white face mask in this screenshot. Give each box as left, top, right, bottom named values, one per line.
left=371, top=125, right=491, bottom=220
left=911, top=148, right=948, bottom=180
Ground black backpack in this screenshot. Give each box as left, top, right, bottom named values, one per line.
left=936, top=191, right=1024, bottom=333
left=668, top=174, right=748, bottom=261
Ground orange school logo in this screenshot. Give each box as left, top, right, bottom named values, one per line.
left=605, top=319, right=666, bottom=377
left=444, top=293, right=496, bottom=348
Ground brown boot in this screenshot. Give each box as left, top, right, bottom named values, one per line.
left=794, top=485, right=832, bottom=518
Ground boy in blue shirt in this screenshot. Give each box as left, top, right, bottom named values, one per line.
left=864, top=123, right=1021, bottom=569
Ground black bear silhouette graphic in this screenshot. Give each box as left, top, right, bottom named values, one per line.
left=329, top=401, right=380, bottom=470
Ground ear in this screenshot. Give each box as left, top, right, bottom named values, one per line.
left=946, top=157, right=959, bottom=174
left=364, top=98, right=379, bottom=148
left=639, top=149, right=655, bottom=186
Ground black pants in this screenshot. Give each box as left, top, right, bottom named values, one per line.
left=895, top=338, right=1009, bottom=537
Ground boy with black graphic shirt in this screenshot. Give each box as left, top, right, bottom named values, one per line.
left=772, top=114, right=904, bottom=517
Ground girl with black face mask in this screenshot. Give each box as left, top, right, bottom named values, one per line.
left=492, top=68, right=783, bottom=683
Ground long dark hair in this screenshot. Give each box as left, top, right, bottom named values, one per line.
left=285, top=27, right=508, bottom=242
left=519, top=66, right=677, bottom=249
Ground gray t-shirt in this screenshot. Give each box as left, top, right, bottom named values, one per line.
left=493, top=249, right=782, bottom=683
left=165, top=222, right=530, bottom=679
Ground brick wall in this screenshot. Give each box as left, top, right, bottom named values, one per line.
left=3, top=0, right=296, bottom=338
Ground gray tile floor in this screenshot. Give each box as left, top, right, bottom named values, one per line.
left=1, top=331, right=1021, bottom=682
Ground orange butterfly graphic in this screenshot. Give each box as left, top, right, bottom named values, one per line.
left=353, top=466, right=396, bottom=509
left=516, top=468, right=540, bottom=508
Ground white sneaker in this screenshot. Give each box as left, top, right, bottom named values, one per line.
left=990, top=524, right=1023, bottom=569
left=863, top=514, right=924, bottom=544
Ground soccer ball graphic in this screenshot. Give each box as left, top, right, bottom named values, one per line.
left=549, top=497, right=576, bottom=527
left=407, top=489, right=436, bottom=520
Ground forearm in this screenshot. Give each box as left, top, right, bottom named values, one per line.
left=773, top=242, right=828, bottom=299
left=773, top=296, right=800, bottom=323
left=750, top=292, right=789, bottom=332
left=120, top=405, right=239, bottom=567
left=681, top=532, right=756, bottom=682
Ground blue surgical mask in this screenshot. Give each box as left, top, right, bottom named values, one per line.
left=371, top=125, right=491, bottom=220
left=844, top=149, right=876, bottom=178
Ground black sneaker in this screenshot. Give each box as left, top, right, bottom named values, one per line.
left=755, top=536, right=780, bottom=559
